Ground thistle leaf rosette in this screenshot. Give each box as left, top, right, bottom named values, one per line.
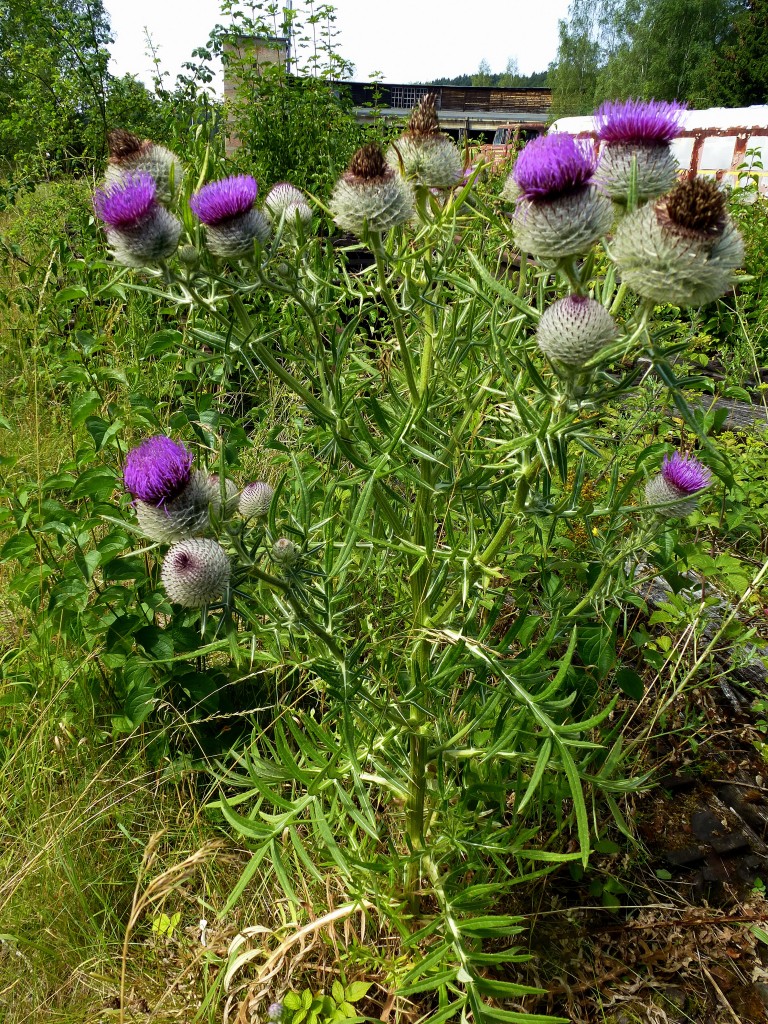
left=611, top=177, right=744, bottom=306
left=330, top=144, right=414, bottom=236
left=595, top=99, right=685, bottom=203
left=104, top=129, right=183, bottom=204
left=537, top=294, right=618, bottom=368
left=645, top=452, right=712, bottom=517
left=93, top=172, right=181, bottom=266
left=508, top=134, right=613, bottom=258
left=161, top=538, right=231, bottom=607
left=190, top=175, right=271, bottom=258
left=386, top=94, right=463, bottom=189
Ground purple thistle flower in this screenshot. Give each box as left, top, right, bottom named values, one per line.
left=268, top=1003, right=284, bottom=1021
left=189, top=175, right=258, bottom=226
left=124, top=436, right=193, bottom=506
left=595, top=99, right=686, bottom=145
left=661, top=452, right=711, bottom=494
left=94, top=172, right=156, bottom=229
left=513, top=134, right=597, bottom=200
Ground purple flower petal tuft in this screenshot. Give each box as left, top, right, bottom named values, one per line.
left=124, top=435, right=193, bottom=505
left=513, top=133, right=597, bottom=200
left=94, top=172, right=156, bottom=228
left=661, top=451, right=711, bottom=494
left=595, top=99, right=687, bottom=145
left=189, top=175, right=258, bottom=226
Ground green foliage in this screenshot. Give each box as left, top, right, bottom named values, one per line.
left=550, top=0, right=750, bottom=114
left=214, top=2, right=366, bottom=195
left=0, top=0, right=112, bottom=172
left=709, top=0, right=768, bottom=105
left=281, top=980, right=370, bottom=1024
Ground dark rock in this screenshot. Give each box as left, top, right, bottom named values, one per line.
left=691, top=810, right=724, bottom=843
left=658, top=773, right=697, bottom=792
left=710, top=831, right=751, bottom=855
left=666, top=846, right=707, bottom=867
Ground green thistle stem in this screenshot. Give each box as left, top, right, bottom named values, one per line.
left=370, top=232, right=420, bottom=404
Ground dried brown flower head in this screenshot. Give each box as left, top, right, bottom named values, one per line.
left=108, top=129, right=149, bottom=162
left=408, top=94, right=440, bottom=136
left=663, top=176, right=726, bottom=236
left=347, top=144, right=390, bottom=182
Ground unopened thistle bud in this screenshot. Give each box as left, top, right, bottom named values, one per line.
left=595, top=99, right=685, bottom=203
left=271, top=537, right=301, bottom=566
left=386, top=93, right=463, bottom=188
left=190, top=175, right=271, bottom=258
left=330, top=144, right=414, bottom=236
left=537, top=294, right=617, bottom=368
left=94, top=172, right=181, bottom=266
left=161, top=538, right=230, bottom=607
left=645, top=451, right=712, bottom=516
left=239, top=481, right=274, bottom=518
left=207, top=474, right=240, bottom=516
left=264, top=182, right=313, bottom=228
left=507, top=134, right=613, bottom=258
left=611, top=176, right=744, bottom=306
left=105, top=129, right=183, bottom=204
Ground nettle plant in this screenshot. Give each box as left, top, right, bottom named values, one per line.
left=86, top=100, right=741, bottom=1017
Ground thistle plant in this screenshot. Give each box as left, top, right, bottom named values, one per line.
left=595, top=98, right=686, bottom=203
left=83, top=105, right=744, bottom=1022
left=504, top=132, right=614, bottom=257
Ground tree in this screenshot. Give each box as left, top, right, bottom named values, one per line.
left=498, top=57, right=520, bottom=87
left=0, top=0, right=114, bottom=170
left=472, top=59, right=493, bottom=87
left=709, top=0, right=768, bottom=105
left=550, top=0, right=743, bottom=116
left=597, top=0, right=738, bottom=105
left=548, top=0, right=601, bottom=118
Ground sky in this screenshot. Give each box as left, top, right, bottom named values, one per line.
left=103, top=0, right=569, bottom=92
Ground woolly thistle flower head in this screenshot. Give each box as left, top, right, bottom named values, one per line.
left=645, top=451, right=712, bottom=516
left=264, top=182, right=313, bottom=226
left=595, top=99, right=686, bottom=146
left=239, top=481, right=274, bottom=519
left=161, top=538, right=230, bottom=607
left=206, top=474, right=240, bottom=516
left=190, top=176, right=270, bottom=257
left=513, top=133, right=598, bottom=200
left=610, top=176, right=744, bottom=306
left=104, top=129, right=183, bottom=204
left=507, top=134, right=613, bottom=258
left=595, top=99, right=686, bottom=203
left=190, top=175, right=258, bottom=225
left=124, top=435, right=193, bottom=506
left=94, top=172, right=181, bottom=265
left=386, top=93, right=463, bottom=188
left=330, top=144, right=414, bottom=236
left=134, top=471, right=211, bottom=543
left=94, top=172, right=157, bottom=229
left=537, top=294, right=618, bottom=368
